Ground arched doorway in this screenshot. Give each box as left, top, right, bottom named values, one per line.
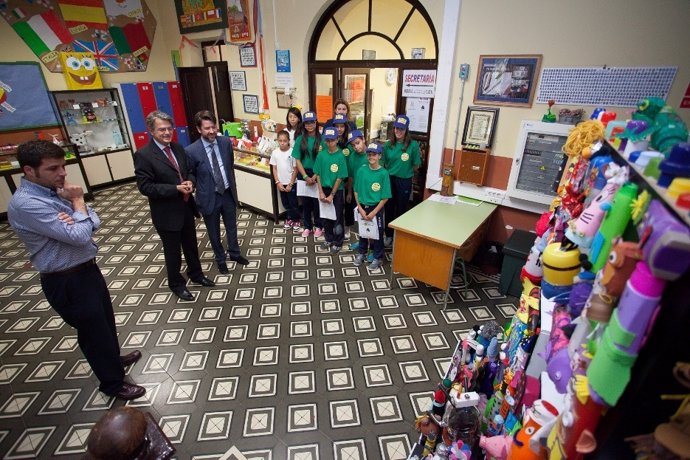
left=308, top=0, right=438, bottom=203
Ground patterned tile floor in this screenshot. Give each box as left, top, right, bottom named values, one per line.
left=0, top=183, right=517, bottom=459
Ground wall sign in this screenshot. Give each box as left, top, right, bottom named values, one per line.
left=276, top=50, right=291, bottom=72
left=229, top=71, right=247, bottom=91
left=239, top=45, right=256, bottom=67
left=401, top=69, right=436, bottom=98
left=174, top=0, right=226, bottom=34
left=243, top=94, right=259, bottom=114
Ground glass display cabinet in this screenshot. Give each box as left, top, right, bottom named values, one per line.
left=233, top=146, right=284, bottom=222
left=52, top=89, right=135, bottom=188
left=0, top=142, right=89, bottom=216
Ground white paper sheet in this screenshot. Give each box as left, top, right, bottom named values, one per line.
left=319, top=200, right=336, bottom=220
left=358, top=218, right=379, bottom=240
left=428, top=193, right=457, bottom=205
left=297, top=180, right=319, bottom=198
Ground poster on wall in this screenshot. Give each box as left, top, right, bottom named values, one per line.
left=0, top=0, right=157, bottom=73
left=0, top=62, right=60, bottom=131
left=227, top=0, right=252, bottom=43
left=405, top=97, right=430, bottom=132
left=175, top=0, right=227, bottom=34
left=276, top=50, right=290, bottom=73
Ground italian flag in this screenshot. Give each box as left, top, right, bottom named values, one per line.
left=12, top=11, right=74, bottom=56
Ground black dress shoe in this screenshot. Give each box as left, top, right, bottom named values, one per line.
left=191, top=276, right=215, bottom=287
left=108, top=382, right=146, bottom=401
left=218, top=262, right=229, bottom=274
left=230, top=255, right=249, bottom=266
left=172, top=287, right=194, bottom=301
left=121, top=350, right=142, bottom=367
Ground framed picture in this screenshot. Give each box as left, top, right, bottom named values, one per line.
left=239, top=45, right=256, bottom=67
left=229, top=71, right=247, bottom=91
left=243, top=94, right=260, bottom=114
left=473, top=55, right=542, bottom=107
left=411, top=48, right=425, bottom=59
left=174, top=0, right=227, bottom=34
left=276, top=90, right=292, bottom=109
left=362, top=49, right=376, bottom=60
left=462, top=106, right=499, bottom=149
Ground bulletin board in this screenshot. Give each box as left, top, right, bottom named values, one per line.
left=0, top=62, right=60, bottom=132
left=536, top=66, right=677, bottom=107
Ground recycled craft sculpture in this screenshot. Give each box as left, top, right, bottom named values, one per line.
left=617, top=97, right=688, bottom=154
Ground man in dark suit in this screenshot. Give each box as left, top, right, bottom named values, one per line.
left=134, top=110, right=215, bottom=301
left=185, top=110, right=248, bottom=274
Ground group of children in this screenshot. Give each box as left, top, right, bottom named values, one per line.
left=269, top=100, right=421, bottom=269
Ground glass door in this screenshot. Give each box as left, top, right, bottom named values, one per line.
left=311, top=69, right=335, bottom=125
left=341, top=68, right=370, bottom=136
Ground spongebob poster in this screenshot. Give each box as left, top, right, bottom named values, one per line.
left=59, top=51, right=104, bottom=90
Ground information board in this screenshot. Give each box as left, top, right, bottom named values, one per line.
left=536, top=66, right=677, bottom=107
left=507, top=121, right=573, bottom=206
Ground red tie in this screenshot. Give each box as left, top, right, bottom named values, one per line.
left=163, top=146, right=188, bottom=201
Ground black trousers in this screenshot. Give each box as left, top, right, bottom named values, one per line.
left=158, top=206, right=203, bottom=290
left=41, top=264, right=124, bottom=394
left=358, top=205, right=385, bottom=260
left=322, top=187, right=345, bottom=246
left=384, top=176, right=413, bottom=237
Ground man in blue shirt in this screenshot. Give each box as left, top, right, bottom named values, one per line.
left=7, top=140, right=145, bottom=401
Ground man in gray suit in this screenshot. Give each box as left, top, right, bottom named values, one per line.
left=185, top=110, right=248, bottom=274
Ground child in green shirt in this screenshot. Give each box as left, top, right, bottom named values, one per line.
left=383, top=114, right=421, bottom=246
left=354, top=142, right=391, bottom=270
left=314, top=127, right=349, bottom=252
left=292, top=111, right=325, bottom=238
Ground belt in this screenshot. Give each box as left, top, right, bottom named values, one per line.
left=42, top=258, right=96, bottom=276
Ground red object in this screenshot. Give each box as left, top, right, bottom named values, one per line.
left=167, top=82, right=188, bottom=127
left=136, top=82, right=157, bottom=119
left=40, top=10, right=74, bottom=45
left=133, top=132, right=149, bottom=150
left=677, top=193, right=690, bottom=209
left=123, top=22, right=151, bottom=62
left=561, top=396, right=605, bottom=459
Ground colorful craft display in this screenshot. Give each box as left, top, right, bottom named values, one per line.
left=1, top=0, right=156, bottom=73
left=411, top=97, right=689, bottom=460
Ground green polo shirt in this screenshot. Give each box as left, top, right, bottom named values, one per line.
left=348, top=150, right=369, bottom=184
left=355, top=166, right=392, bottom=206
left=292, top=134, right=325, bottom=171
left=314, top=148, right=349, bottom=188
left=383, top=139, right=421, bottom=179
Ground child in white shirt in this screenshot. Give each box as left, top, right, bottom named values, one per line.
left=270, top=130, right=300, bottom=229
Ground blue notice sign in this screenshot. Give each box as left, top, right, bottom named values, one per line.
left=276, top=50, right=291, bottom=73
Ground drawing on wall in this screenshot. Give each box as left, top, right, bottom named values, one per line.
left=227, top=0, right=251, bottom=43
left=175, top=0, right=227, bottom=34
left=0, top=62, right=60, bottom=131
left=0, top=0, right=157, bottom=73
left=474, top=55, right=542, bottom=107
left=59, top=51, right=103, bottom=90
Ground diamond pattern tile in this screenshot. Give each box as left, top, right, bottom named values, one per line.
left=0, top=183, right=515, bottom=456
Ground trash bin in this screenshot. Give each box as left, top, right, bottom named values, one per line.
left=499, top=229, right=536, bottom=297
left=475, top=240, right=504, bottom=276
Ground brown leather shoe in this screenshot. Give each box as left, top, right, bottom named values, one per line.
left=109, top=382, right=146, bottom=401
left=121, top=350, right=142, bottom=367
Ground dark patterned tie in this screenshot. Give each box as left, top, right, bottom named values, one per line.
left=163, top=146, right=188, bottom=201
left=208, top=142, right=225, bottom=194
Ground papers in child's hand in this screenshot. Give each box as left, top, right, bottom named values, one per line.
left=297, top=180, right=319, bottom=198
left=358, top=218, right=379, bottom=239
left=319, top=200, right=336, bottom=220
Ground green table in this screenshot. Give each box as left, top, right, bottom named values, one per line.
left=389, top=196, right=497, bottom=309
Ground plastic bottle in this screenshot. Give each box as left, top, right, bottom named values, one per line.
left=614, top=261, right=665, bottom=354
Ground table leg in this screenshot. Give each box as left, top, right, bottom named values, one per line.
left=443, top=248, right=457, bottom=310
left=390, top=233, right=396, bottom=284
